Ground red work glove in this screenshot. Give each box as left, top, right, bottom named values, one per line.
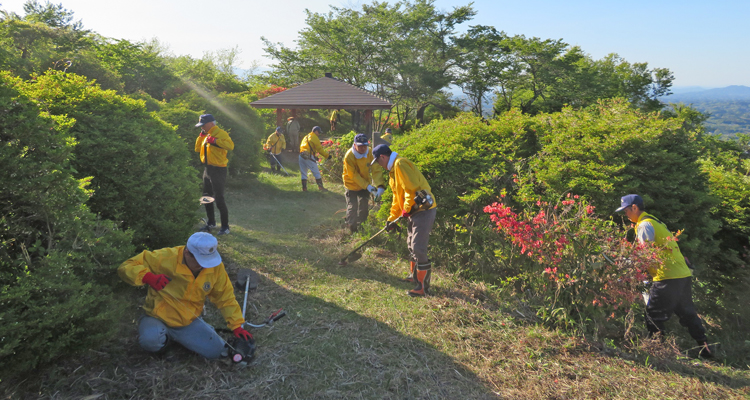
left=233, top=327, right=253, bottom=342
left=206, top=136, right=217, bottom=145
left=142, top=272, right=171, bottom=291
left=401, top=210, right=411, bottom=219
left=199, top=130, right=208, bottom=137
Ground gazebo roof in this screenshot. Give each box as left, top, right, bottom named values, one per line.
left=250, top=76, right=392, bottom=110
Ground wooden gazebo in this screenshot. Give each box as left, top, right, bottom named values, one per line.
left=250, top=74, right=392, bottom=140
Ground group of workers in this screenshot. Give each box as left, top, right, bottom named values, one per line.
left=117, top=113, right=712, bottom=361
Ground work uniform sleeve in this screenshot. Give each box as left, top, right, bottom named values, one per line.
left=210, top=126, right=234, bottom=151
left=264, top=134, right=275, bottom=151
left=118, top=249, right=164, bottom=286
left=310, top=135, right=330, bottom=159
left=207, top=265, right=245, bottom=330
left=371, top=161, right=385, bottom=188
left=396, top=160, right=420, bottom=215
left=195, top=135, right=204, bottom=153
left=344, top=152, right=369, bottom=190
left=636, top=221, right=656, bottom=244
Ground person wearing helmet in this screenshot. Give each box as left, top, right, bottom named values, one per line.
left=299, top=126, right=330, bottom=191
left=118, top=232, right=251, bottom=358
left=342, top=134, right=385, bottom=233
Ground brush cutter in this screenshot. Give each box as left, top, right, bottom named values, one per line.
left=269, top=152, right=290, bottom=176
left=338, top=216, right=402, bottom=266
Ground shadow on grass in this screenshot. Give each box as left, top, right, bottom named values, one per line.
left=1, top=265, right=498, bottom=399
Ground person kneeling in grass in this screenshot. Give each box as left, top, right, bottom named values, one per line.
left=118, top=232, right=252, bottom=358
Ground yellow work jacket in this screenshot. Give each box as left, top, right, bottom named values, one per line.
left=342, top=147, right=385, bottom=191
left=118, top=246, right=244, bottom=330
left=381, top=133, right=393, bottom=143
left=194, top=125, right=234, bottom=167
left=387, top=156, right=437, bottom=221
left=264, top=132, right=286, bottom=155
left=299, top=132, right=329, bottom=159
left=636, top=212, right=692, bottom=281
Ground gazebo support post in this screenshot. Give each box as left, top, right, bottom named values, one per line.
left=276, top=108, right=283, bottom=129
left=364, top=109, right=373, bottom=142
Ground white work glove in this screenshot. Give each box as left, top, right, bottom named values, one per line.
left=374, top=187, right=385, bottom=201
left=367, top=185, right=377, bottom=195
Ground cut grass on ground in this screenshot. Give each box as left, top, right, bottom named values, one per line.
left=3, top=158, right=749, bottom=399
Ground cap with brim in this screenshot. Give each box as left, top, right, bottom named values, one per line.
left=370, top=144, right=391, bottom=166
left=354, top=133, right=368, bottom=145
left=615, top=194, right=644, bottom=212
left=195, top=114, right=216, bottom=127
left=186, top=232, right=222, bottom=268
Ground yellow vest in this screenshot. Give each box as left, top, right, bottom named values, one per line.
left=636, top=212, right=692, bottom=281
left=118, top=246, right=244, bottom=330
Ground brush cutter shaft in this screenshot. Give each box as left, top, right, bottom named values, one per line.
left=270, top=153, right=290, bottom=176
left=341, top=216, right=402, bottom=263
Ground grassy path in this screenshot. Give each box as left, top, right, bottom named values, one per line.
left=5, top=158, right=750, bottom=399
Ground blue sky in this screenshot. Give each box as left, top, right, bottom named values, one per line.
left=2, top=0, right=748, bottom=87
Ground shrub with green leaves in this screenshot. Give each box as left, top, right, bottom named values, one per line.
left=19, top=70, right=198, bottom=249
left=0, top=71, right=133, bottom=378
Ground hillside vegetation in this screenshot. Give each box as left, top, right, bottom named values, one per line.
left=1, top=1, right=750, bottom=398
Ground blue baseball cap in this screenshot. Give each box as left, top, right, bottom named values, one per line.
left=312, top=126, right=322, bottom=133
left=276, top=126, right=282, bottom=132
left=369, top=144, right=392, bottom=166
left=385, top=128, right=392, bottom=133
left=354, top=133, right=368, bottom=145
left=616, top=194, right=644, bottom=212
left=195, top=114, right=215, bottom=127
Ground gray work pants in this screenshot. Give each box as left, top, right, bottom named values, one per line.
left=407, top=207, right=436, bottom=264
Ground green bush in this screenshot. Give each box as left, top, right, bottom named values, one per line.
left=393, top=112, right=539, bottom=273
left=0, top=71, right=134, bottom=378
left=19, top=70, right=198, bottom=250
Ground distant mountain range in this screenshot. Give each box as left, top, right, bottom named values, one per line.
left=663, top=85, right=750, bottom=103
left=661, top=86, right=750, bottom=137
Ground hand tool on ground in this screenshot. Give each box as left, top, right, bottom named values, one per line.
left=338, top=216, right=401, bottom=266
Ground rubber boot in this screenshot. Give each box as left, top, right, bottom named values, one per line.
left=401, top=261, right=416, bottom=283
left=301, top=179, right=308, bottom=192
left=316, top=178, right=328, bottom=192
left=408, top=262, right=431, bottom=297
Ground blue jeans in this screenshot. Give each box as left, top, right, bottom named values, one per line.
left=138, top=315, right=226, bottom=359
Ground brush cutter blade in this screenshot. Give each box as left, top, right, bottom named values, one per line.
left=234, top=269, right=259, bottom=291
left=346, top=251, right=363, bottom=263
left=199, top=196, right=215, bottom=204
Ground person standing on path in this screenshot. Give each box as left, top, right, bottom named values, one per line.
left=371, top=144, right=437, bottom=297
left=299, top=126, right=330, bottom=192
left=118, top=232, right=252, bottom=358
left=195, top=114, right=234, bottom=235
left=264, top=126, right=286, bottom=173
left=329, top=109, right=340, bottom=132
left=286, top=116, right=300, bottom=152
left=342, top=134, right=385, bottom=233
left=616, top=194, right=713, bottom=358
